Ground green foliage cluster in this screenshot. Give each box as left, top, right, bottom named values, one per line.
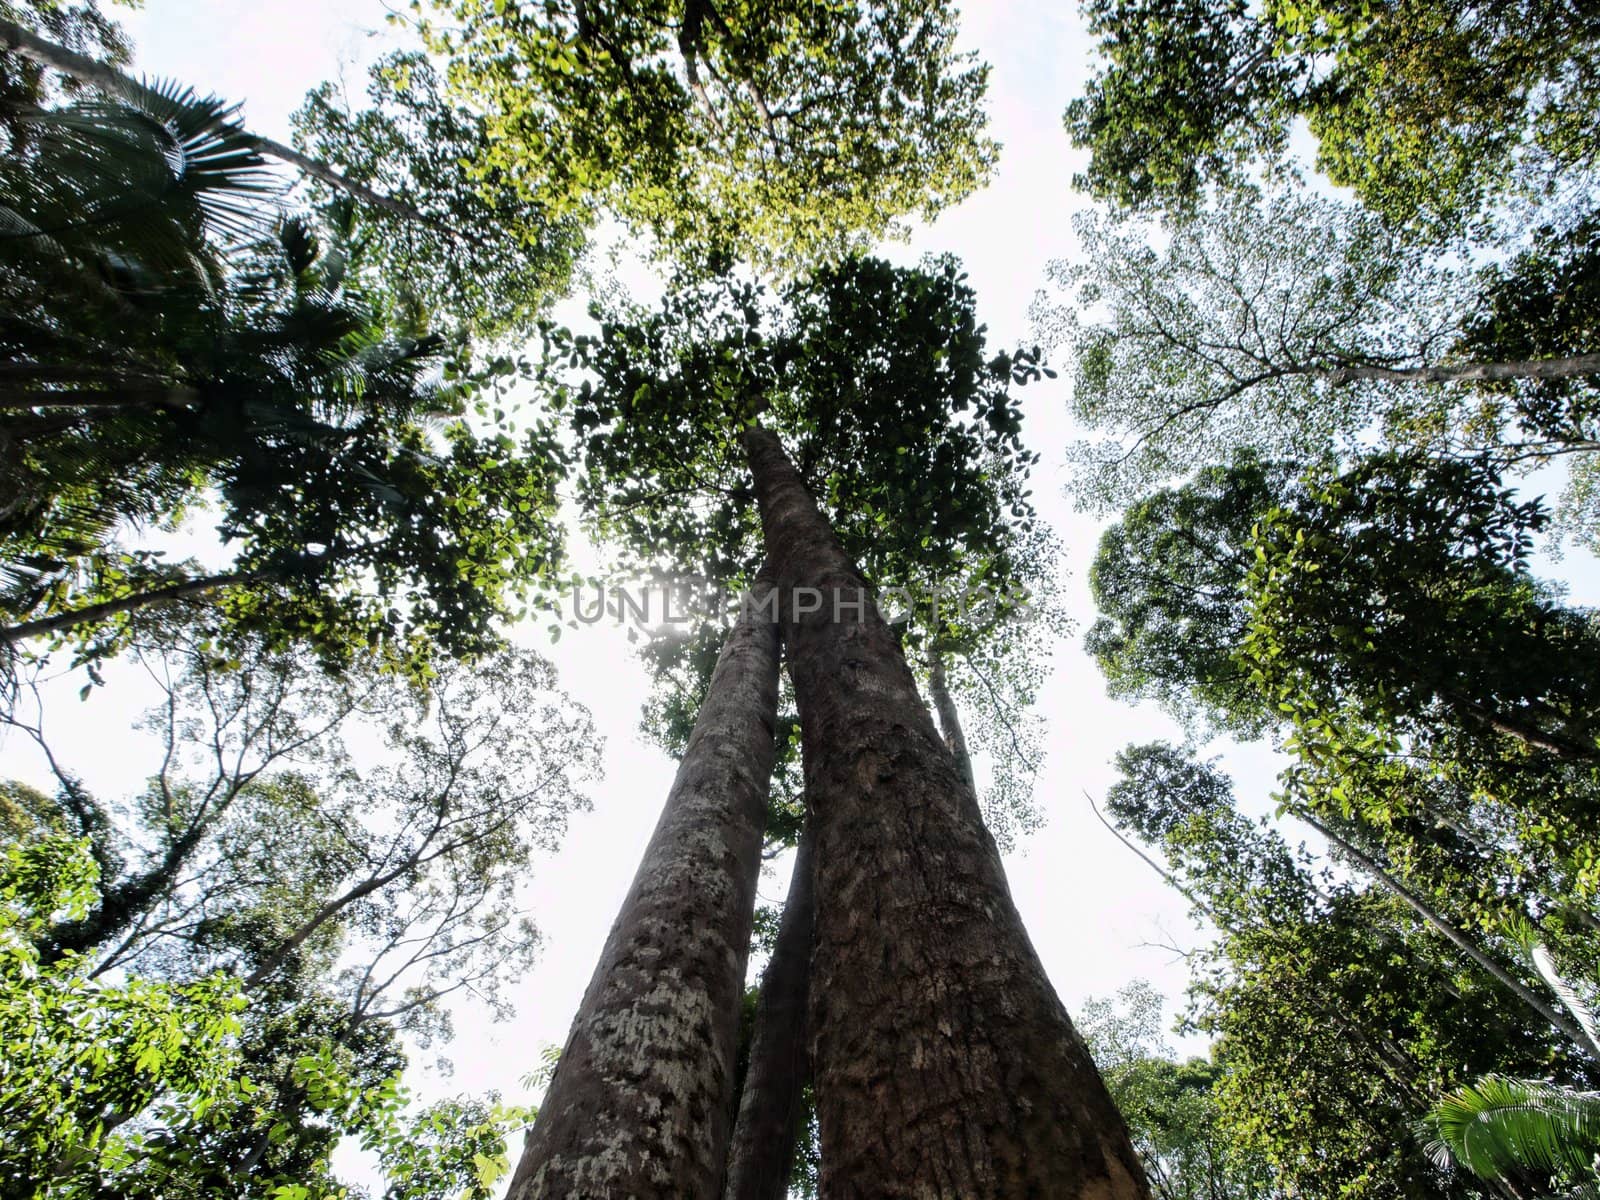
left=1065, top=2, right=1600, bottom=1184
left=0, top=833, right=248, bottom=1196
left=556, top=257, right=1039, bottom=601
left=552, top=255, right=1061, bottom=844
left=1104, top=745, right=1584, bottom=1200
left=1066, top=0, right=1600, bottom=236
left=1037, top=185, right=1467, bottom=509
left=0, top=35, right=570, bottom=682
left=1429, top=1075, right=1600, bottom=1198
left=1078, top=979, right=1279, bottom=1200
left=414, top=0, right=997, bottom=274
left=1086, top=443, right=1600, bottom=1197
left=0, top=619, right=594, bottom=1196
left=292, top=51, right=588, bottom=340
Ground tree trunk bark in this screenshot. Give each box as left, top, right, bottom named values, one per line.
left=741, top=425, right=1148, bottom=1200
left=506, top=581, right=782, bottom=1200
left=724, top=825, right=815, bottom=1200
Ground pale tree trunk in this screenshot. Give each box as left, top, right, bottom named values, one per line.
left=741, top=425, right=1148, bottom=1200
left=1324, top=353, right=1600, bottom=387
left=1296, top=807, right=1595, bottom=1055
left=505, top=581, right=782, bottom=1199
left=724, top=825, right=815, bottom=1200
left=927, top=647, right=976, bottom=796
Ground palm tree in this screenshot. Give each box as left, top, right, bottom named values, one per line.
left=1429, top=939, right=1600, bottom=1199
left=1429, top=1076, right=1600, bottom=1199
left=0, top=58, right=564, bottom=682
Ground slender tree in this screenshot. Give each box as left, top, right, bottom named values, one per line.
left=0, top=57, right=569, bottom=680
left=1103, top=743, right=1577, bottom=1200
left=507, top=581, right=782, bottom=1198
left=724, top=825, right=815, bottom=1200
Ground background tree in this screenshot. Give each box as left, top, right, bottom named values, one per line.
left=1103, top=744, right=1586, bottom=1200
left=1077, top=980, right=1280, bottom=1200
left=1064, top=0, right=1600, bottom=236
left=0, top=609, right=598, bottom=1198
left=291, top=50, right=589, bottom=340
left=1032, top=182, right=1600, bottom=514
left=1085, top=456, right=1289, bottom=736
left=0, top=42, right=570, bottom=683
left=1091, top=449, right=1600, bottom=947
left=0, top=833, right=246, bottom=1200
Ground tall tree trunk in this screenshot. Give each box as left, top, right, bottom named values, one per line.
left=741, top=425, right=1148, bottom=1200
left=506, top=581, right=782, bottom=1200
left=724, top=825, right=815, bottom=1200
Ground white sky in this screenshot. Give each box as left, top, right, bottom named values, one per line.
left=21, top=0, right=1597, bottom=1180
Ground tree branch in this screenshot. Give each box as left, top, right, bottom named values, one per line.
left=0, top=570, right=253, bottom=647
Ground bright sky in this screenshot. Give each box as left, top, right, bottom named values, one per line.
left=22, top=0, right=1555, bottom=1176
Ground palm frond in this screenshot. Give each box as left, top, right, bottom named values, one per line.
left=1428, top=1075, right=1600, bottom=1182
left=131, top=77, right=278, bottom=243
left=2, top=81, right=276, bottom=287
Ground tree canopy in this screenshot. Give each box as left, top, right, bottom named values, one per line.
left=415, top=0, right=998, bottom=274
left=0, top=60, right=569, bottom=682
left=550, top=255, right=1061, bottom=843
left=1065, top=0, right=1600, bottom=236
left=0, top=609, right=597, bottom=1197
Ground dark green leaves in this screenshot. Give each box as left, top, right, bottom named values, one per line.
left=291, top=51, right=588, bottom=340
left=561, top=256, right=1042, bottom=649
left=1, top=87, right=571, bottom=677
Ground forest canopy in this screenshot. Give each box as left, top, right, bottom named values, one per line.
left=3, top=0, right=1600, bottom=1197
